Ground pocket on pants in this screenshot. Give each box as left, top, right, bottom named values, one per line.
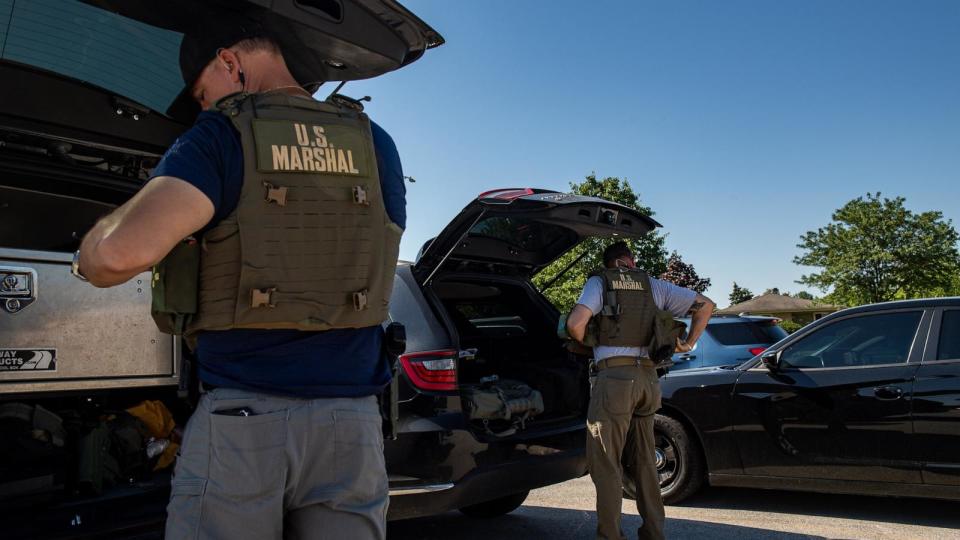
left=334, top=409, right=387, bottom=501
left=166, top=478, right=207, bottom=540
left=601, top=376, right=636, bottom=416
left=635, top=377, right=662, bottom=417
left=208, top=409, right=287, bottom=496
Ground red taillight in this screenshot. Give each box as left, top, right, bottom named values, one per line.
left=748, top=347, right=767, bottom=356
left=477, top=188, right=534, bottom=201
left=400, top=350, right=458, bottom=391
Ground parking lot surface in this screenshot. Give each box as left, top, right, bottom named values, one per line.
left=389, top=476, right=960, bottom=540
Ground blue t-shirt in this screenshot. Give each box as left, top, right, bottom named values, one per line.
left=152, top=108, right=406, bottom=398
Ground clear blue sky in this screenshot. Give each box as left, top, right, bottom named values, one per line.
left=342, top=0, right=960, bottom=307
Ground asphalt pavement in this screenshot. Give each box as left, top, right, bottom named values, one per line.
left=388, top=476, right=960, bottom=540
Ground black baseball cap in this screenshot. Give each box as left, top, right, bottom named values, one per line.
left=166, top=14, right=266, bottom=121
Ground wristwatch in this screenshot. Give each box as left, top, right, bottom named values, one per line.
left=71, top=250, right=88, bottom=282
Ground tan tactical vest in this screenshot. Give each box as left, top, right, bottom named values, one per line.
left=590, top=267, right=657, bottom=347
left=182, top=91, right=401, bottom=337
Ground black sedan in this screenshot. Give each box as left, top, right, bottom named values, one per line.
left=626, top=298, right=960, bottom=504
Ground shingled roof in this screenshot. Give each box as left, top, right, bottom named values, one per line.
left=717, top=293, right=840, bottom=315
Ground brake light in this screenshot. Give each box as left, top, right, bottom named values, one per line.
left=400, top=350, right=458, bottom=391
left=477, top=188, right=534, bottom=201
left=748, top=347, right=767, bottom=356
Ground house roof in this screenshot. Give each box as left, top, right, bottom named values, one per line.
left=717, top=293, right=840, bottom=315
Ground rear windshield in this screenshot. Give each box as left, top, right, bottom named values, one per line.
left=707, top=321, right=787, bottom=345
left=1, top=0, right=184, bottom=114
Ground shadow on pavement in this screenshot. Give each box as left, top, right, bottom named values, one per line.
left=388, top=506, right=824, bottom=540
left=675, top=486, right=959, bottom=530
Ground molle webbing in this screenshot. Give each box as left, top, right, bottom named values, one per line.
left=184, top=92, right=401, bottom=337
left=593, top=268, right=656, bottom=347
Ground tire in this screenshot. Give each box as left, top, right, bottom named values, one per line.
left=458, top=490, right=530, bottom=518
left=621, top=414, right=704, bottom=505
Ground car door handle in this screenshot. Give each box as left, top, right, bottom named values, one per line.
left=874, top=386, right=903, bottom=401
left=678, top=354, right=696, bottom=361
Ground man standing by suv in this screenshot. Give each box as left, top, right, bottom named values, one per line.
left=567, top=242, right=714, bottom=540
left=73, top=20, right=406, bottom=540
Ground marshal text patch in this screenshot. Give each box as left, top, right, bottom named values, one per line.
left=253, top=120, right=372, bottom=176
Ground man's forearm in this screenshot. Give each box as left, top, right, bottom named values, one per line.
left=684, top=296, right=715, bottom=346
left=568, top=323, right=585, bottom=343
left=566, top=304, right=593, bottom=344
left=78, top=214, right=152, bottom=287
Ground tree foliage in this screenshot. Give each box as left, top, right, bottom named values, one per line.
left=532, top=174, right=668, bottom=312
left=793, top=291, right=815, bottom=301
left=729, top=282, right=753, bottom=305
left=659, top=251, right=711, bottom=293
left=794, top=193, right=960, bottom=305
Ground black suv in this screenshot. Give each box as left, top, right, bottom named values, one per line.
left=628, top=298, right=960, bottom=505
left=0, top=3, right=664, bottom=536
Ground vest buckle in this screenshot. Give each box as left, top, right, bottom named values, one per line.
left=353, top=290, right=368, bottom=311
left=264, top=182, right=288, bottom=206
left=251, top=287, right=277, bottom=308
left=352, top=186, right=369, bottom=206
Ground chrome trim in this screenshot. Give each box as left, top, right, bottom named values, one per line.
left=0, top=247, right=72, bottom=264
left=388, top=483, right=455, bottom=496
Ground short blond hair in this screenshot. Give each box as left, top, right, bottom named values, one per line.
left=232, top=36, right=282, bottom=56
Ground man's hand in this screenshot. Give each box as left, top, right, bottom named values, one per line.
left=78, top=176, right=214, bottom=287
left=675, top=338, right=694, bottom=353
left=565, top=340, right=593, bottom=356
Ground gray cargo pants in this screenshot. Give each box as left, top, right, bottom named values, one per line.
left=164, top=388, right=388, bottom=540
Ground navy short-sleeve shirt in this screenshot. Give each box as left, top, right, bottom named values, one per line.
left=151, top=108, right=405, bottom=398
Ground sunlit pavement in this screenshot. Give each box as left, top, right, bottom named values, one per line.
left=388, top=476, right=960, bottom=539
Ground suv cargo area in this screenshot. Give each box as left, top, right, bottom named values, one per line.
left=432, top=277, right=590, bottom=431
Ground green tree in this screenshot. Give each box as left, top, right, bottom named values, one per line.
left=793, top=291, right=815, bottom=301
left=660, top=251, right=711, bottom=293
left=794, top=193, right=960, bottom=305
left=729, top=282, right=753, bottom=305
left=532, top=174, right=668, bottom=312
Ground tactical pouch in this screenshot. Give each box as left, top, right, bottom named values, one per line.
left=151, top=239, right=200, bottom=335
left=648, top=310, right=687, bottom=364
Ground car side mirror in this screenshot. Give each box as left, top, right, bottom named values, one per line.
left=760, top=350, right=781, bottom=371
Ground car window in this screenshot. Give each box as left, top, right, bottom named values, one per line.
left=1, top=0, right=183, bottom=114
left=937, top=310, right=960, bottom=361
left=469, top=217, right=572, bottom=252
left=780, top=311, right=922, bottom=369
left=707, top=321, right=787, bottom=345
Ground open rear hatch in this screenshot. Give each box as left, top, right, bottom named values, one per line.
left=413, top=188, right=662, bottom=283
left=414, top=189, right=661, bottom=437
left=2, top=0, right=443, bottom=152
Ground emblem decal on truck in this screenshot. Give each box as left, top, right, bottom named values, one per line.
left=0, top=349, right=56, bottom=372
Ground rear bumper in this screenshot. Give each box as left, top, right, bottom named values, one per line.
left=387, top=446, right=587, bottom=520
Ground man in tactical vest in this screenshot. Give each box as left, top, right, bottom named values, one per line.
left=73, top=19, right=407, bottom=540
left=566, top=242, right=714, bottom=540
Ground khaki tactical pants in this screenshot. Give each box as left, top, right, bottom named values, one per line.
left=587, top=363, right=664, bottom=540
left=165, top=388, right=388, bottom=540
